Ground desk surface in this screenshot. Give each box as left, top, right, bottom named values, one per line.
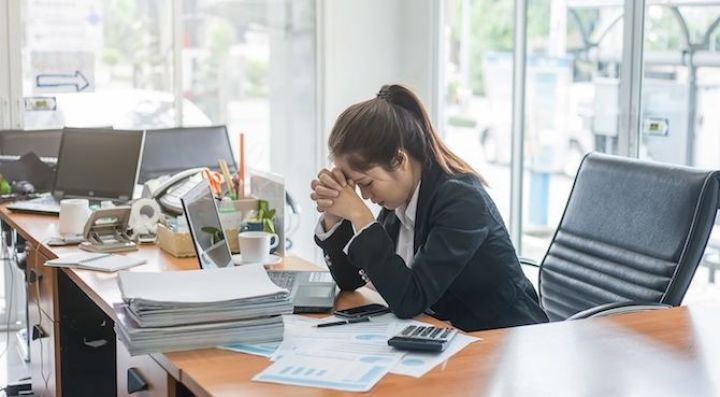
left=4, top=205, right=720, bottom=397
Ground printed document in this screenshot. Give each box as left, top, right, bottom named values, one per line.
left=254, top=349, right=401, bottom=392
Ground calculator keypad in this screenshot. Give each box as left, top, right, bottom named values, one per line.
left=396, top=325, right=457, bottom=342
left=387, top=325, right=458, bottom=352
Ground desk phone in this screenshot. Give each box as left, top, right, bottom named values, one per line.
left=142, top=168, right=205, bottom=214
left=387, top=325, right=458, bottom=352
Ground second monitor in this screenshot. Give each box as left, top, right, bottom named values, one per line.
left=139, top=126, right=237, bottom=183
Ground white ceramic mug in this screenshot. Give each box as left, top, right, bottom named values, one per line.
left=58, top=199, right=92, bottom=237
left=238, top=231, right=279, bottom=264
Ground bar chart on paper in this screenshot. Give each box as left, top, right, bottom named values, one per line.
left=253, top=350, right=399, bottom=392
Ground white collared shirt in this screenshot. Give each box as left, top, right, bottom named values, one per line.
left=393, top=181, right=421, bottom=269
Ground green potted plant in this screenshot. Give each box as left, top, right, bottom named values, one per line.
left=245, top=200, right=276, bottom=233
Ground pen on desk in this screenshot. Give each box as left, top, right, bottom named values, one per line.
left=315, top=316, right=371, bottom=328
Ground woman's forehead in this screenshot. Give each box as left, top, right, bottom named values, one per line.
left=335, top=159, right=384, bottom=180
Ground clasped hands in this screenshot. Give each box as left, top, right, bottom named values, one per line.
left=310, top=168, right=374, bottom=232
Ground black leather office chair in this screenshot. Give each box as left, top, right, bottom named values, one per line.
left=527, top=152, right=720, bottom=321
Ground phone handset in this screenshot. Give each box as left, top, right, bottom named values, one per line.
left=142, top=168, right=205, bottom=214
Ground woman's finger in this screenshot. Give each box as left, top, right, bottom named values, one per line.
left=317, top=168, right=333, bottom=179
left=314, top=185, right=339, bottom=197
left=331, top=168, right=347, bottom=187
left=316, top=198, right=333, bottom=208
left=318, top=173, right=343, bottom=191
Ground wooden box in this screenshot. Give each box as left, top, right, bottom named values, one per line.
left=156, top=224, right=196, bottom=258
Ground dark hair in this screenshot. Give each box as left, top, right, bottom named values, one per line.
left=329, top=84, right=485, bottom=184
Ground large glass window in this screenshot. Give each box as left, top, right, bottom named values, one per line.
left=21, top=0, right=179, bottom=130
left=640, top=2, right=720, bottom=301
left=443, top=1, right=626, bottom=266
left=442, top=0, right=514, bottom=224
left=520, top=0, right=624, bottom=262
left=181, top=0, right=318, bottom=259
left=181, top=0, right=317, bottom=172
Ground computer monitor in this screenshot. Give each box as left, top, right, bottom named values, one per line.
left=54, top=128, right=145, bottom=201
left=139, top=126, right=236, bottom=183
left=180, top=180, right=233, bottom=269
left=0, top=129, right=63, bottom=158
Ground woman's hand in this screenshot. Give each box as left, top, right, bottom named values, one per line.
left=325, top=183, right=375, bottom=231
left=310, top=168, right=347, bottom=231
left=311, top=167, right=373, bottom=231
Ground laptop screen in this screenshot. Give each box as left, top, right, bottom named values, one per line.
left=0, top=129, right=63, bottom=157
left=53, top=128, right=144, bottom=201
left=139, top=126, right=236, bottom=183
left=180, top=181, right=233, bottom=269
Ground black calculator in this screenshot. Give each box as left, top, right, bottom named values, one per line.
left=387, top=325, right=458, bottom=352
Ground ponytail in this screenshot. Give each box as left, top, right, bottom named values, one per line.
left=329, top=84, right=487, bottom=185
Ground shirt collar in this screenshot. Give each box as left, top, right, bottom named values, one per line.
left=395, top=181, right=421, bottom=230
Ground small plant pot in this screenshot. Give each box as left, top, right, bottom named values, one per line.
left=242, top=222, right=264, bottom=232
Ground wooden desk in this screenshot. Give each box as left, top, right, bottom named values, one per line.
left=3, top=205, right=720, bottom=397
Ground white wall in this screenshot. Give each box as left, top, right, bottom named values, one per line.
left=0, top=1, right=10, bottom=128
left=322, top=0, right=438, bottom=136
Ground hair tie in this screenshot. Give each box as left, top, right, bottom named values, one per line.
left=376, top=90, right=392, bottom=101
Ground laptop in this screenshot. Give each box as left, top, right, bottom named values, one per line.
left=138, top=126, right=236, bottom=183
left=180, top=181, right=337, bottom=313
left=0, top=129, right=63, bottom=158
left=8, top=128, right=145, bottom=215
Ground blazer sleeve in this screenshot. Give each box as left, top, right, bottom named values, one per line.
left=314, top=219, right=366, bottom=291
left=346, top=180, right=490, bottom=318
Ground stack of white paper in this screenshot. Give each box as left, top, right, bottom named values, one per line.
left=115, top=265, right=293, bottom=355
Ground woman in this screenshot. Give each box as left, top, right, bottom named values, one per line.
left=311, top=84, right=548, bottom=331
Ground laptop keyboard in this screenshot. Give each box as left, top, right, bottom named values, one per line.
left=9, top=195, right=60, bottom=212
left=34, top=195, right=58, bottom=205
left=269, top=271, right=297, bottom=290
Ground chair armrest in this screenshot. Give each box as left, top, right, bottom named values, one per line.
left=519, top=257, right=540, bottom=268
left=567, top=301, right=671, bottom=320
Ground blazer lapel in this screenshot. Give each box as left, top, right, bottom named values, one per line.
left=379, top=209, right=401, bottom=245
left=413, top=161, right=447, bottom=254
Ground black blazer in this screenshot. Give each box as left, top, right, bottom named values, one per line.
left=315, top=161, right=549, bottom=332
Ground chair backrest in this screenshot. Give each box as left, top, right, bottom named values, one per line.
left=539, top=153, right=720, bottom=321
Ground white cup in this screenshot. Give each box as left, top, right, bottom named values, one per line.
left=238, top=231, right=279, bottom=264
left=58, top=199, right=92, bottom=237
